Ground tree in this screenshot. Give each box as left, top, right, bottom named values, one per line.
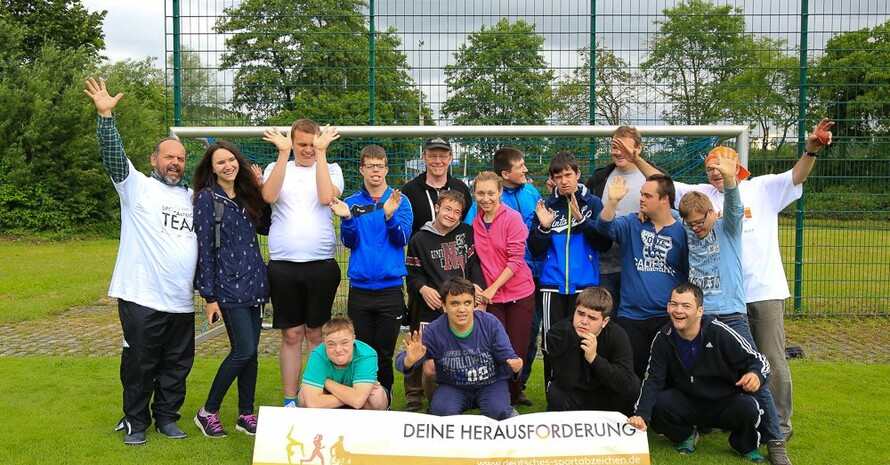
left=0, top=0, right=105, bottom=62
left=723, top=37, right=800, bottom=151
left=442, top=18, right=555, bottom=128
left=810, top=19, right=890, bottom=143
left=641, top=0, right=755, bottom=125
left=553, top=47, right=641, bottom=126
left=215, top=0, right=427, bottom=125
left=167, top=48, right=241, bottom=125
left=0, top=16, right=167, bottom=234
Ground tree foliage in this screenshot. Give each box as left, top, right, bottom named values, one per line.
left=553, top=47, right=641, bottom=126
left=0, top=0, right=105, bottom=62
left=810, top=19, right=890, bottom=142
left=641, top=0, right=754, bottom=125
left=442, top=18, right=555, bottom=127
left=215, top=0, right=427, bottom=125
left=723, top=37, right=800, bottom=151
left=0, top=17, right=166, bottom=234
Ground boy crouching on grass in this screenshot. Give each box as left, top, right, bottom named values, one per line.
left=297, top=317, right=389, bottom=410
left=396, top=277, right=523, bottom=420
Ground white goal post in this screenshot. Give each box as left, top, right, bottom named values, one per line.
left=170, top=125, right=752, bottom=166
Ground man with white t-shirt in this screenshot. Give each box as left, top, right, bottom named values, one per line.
left=625, top=118, right=835, bottom=443
left=261, top=120, right=344, bottom=408
left=85, top=77, right=198, bottom=445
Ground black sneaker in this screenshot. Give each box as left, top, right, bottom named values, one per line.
left=194, top=409, right=227, bottom=438
left=236, top=414, right=258, bottom=435
left=118, top=418, right=146, bottom=446
left=156, top=422, right=188, bottom=439
left=516, top=390, right=533, bottom=407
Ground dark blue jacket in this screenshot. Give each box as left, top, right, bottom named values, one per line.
left=634, top=315, right=770, bottom=422
left=194, top=185, right=269, bottom=306
left=340, top=185, right=413, bottom=290
left=529, top=184, right=611, bottom=293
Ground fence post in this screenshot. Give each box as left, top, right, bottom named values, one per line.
left=588, top=0, right=597, bottom=170
left=369, top=0, right=376, bottom=125
left=793, top=0, right=810, bottom=315
left=171, top=0, right=182, bottom=127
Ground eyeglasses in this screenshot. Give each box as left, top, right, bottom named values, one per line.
left=362, top=163, right=387, bottom=170
left=684, top=212, right=709, bottom=229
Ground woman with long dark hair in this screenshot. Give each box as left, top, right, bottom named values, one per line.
left=191, top=140, right=269, bottom=437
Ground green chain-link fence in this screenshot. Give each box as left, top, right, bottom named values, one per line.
left=167, top=0, right=890, bottom=316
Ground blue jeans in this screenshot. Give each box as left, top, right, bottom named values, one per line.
left=715, top=312, right=783, bottom=443
left=520, top=282, right=543, bottom=389
left=204, top=305, right=262, bottom=415
left=598, top=272, right=621, bottom=318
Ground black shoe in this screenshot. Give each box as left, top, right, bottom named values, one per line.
left=405, top=400, right=423, bottom=412
left=124, top=430, right=146, bottom=446
left=156, top=422, right=188, bottom=439
left=516, top=390, right=533, bottom=407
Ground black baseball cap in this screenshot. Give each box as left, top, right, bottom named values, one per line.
left=424, top=136, right=452, bottom=151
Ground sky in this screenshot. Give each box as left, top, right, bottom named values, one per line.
left=81, top=0, right=166, bottom=63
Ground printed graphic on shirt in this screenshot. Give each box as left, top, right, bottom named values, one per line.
left=161, top=204, right=195, bottom=237
left=688, top=232, right=722, bottom=294
left=429, top=232, right=470, bottom=273
left=438, top=347, right=497, bottom=387
left=549, top=204, right=592, bottom=233
left=635, top=230, right=678, bottom=276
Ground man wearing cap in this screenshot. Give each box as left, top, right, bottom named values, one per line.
left=400, top=136, right=473, bottom=411
left=402, top=137, right=473, bottom=235
left=625, top=118, right=834, bottom=464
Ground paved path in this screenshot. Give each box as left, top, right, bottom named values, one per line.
left=1, top=299, right=888, bottom=363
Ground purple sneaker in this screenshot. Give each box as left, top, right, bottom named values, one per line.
left=194, top=408, right=227, bottom=438
left=236, top=414, right=258, bottom=435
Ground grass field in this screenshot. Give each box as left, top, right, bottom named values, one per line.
left=0, top=357, right=887, bottom=465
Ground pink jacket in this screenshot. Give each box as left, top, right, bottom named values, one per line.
left=472, top=203, right=535, bottom=303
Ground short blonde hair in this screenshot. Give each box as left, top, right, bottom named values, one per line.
left=321, top=316, right=355, bottom=339
left=473, top=171, right=502, bottom=191
left=678, top=191, right=713, bottom=219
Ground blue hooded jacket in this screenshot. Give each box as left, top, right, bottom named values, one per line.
left=529, top=183, right=611, bottom=293
left=340, top=186, right=414, bottom=290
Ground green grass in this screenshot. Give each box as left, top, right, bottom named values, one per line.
left=0, top=239, right=117, bottom=323
left=0, top=358, right=887, bottom=464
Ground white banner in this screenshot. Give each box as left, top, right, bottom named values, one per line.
left=252, top=406, right=650, bottom=465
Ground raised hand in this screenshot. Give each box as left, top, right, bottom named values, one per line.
left=506, top=357, right=523, bottom=374
left=383, top=188, right=402, bottom=219
left=313, top=125, right=341, bottom=151
left=568, top=192, right=584, bottom=222
left=403, top=330, right=427, bottom=368
left=612, top=137, right=640, bottom=164
left=262, top=127, right=292, bottom=154
left=329, top=197, right=352, bottom=219
left=579, top=331, right=598, bottom=363
left=250, top=164, right=264, bottom=186
left=607, top=176, right=630, bottom=203
left=83, top=77, right=123, bottom=117
left=535, top=199, right=556, bottom=229
left=806, top=117, right=835, bottom=153
left=707, top=150, right=738, bottom=181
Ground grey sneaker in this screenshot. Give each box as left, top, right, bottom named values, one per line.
left=124, top=430, right=146, bottom=446
left=117, top=418, right=146, bottom=446
left=767, top=440, right=793, bottom=465
left=194, top=409, right=227, bottom=438
left=236, top=414, right=258, bottom=435
left=156, top=421, right=188, bottom=439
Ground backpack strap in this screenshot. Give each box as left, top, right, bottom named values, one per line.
left=212, top=192, right=225, bottom=248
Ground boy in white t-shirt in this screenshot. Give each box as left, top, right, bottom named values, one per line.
left=261, top=119, right=345, bottom=408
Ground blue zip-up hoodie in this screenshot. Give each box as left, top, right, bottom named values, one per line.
left=465, top=183, right=544, bottom=276
left=340, top=186, right=413, bottom=290
left=529, top=183, right=611, bottom=294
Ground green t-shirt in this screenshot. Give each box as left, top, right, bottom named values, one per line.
left=301, top=339, right=379, bottom=389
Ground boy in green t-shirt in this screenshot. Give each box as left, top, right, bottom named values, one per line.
left=297, top=317, right=389, bottom=410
